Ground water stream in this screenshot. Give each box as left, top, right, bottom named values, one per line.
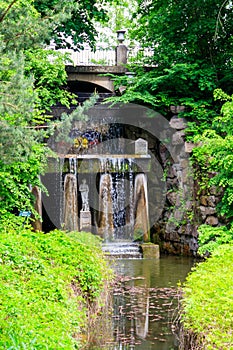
left=89, top=255, right=193, bottom=350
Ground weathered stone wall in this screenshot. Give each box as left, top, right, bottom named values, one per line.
left=50, top=100, right=224, bottom=256
left=149, top=112, right=198, bottom=255
left=150, top=109, right=224, bottom=256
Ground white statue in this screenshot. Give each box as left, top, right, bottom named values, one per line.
left=79, top=179, right=89, bottom=211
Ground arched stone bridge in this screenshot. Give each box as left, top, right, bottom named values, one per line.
left=66, top=65, right=126, bottom=94
left=63, top=37, right=130, bottom=102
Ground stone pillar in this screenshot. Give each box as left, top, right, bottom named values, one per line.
left=134, top=173, right=150, bottom=242
left=115, top=44, right=128, bottom=65
left=115, top=29, right=128, bottom=65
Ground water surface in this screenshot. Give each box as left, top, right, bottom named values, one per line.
left=107, top=256, right=194, bottom=350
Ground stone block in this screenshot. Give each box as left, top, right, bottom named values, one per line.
left=180, top=158, right=190, bottom=169
left=200, top=196, right=208, bottom=206
left=163, top=242, right=176, bottom=254
left=80, top=210, right=92, bottom=231
left=172, top=164, right=182, bottom=175
left=199, top=206, right=216, bottom=219
left=165, top=230, right=180, bottom=242
left=170, top=105, right=186, bottom=114
left=185, top=142, right=196, bottom=153
left=172, top=131, right=185, bottom=145
left=169, top=116, right=187, bottom=130
left=135, top=138, right=148, bottom=155
left=140, top=243, right=160, bottom=259
left=166, top=221, right=179, bottom=233
left=209, top=186, right=218, bottom=195
left=207, top=196, right=216, bottom=207
left=115, top=44, right=128, bottom=65
left=167, top=191, right=177, bottom=205
left=205, top=216, right=219, bottom=226
left=174, top=208, right=185, bottom=221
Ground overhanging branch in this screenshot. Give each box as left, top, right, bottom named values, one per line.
left=0, top=0, right=18, bottom=23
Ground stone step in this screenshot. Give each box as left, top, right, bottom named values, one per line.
left=102, top=242, right=142, bottom=259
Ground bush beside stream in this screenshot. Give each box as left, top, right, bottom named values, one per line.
left=0, top=220, right=112, bottom=349
left=179, top=244, right=233, bottom=349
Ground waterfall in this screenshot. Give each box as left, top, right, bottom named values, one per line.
left=134, top=173, right=150, bottom=242
left=112, top=172, right=127, bottom=240
left=44, top=132, right=150, bottom=243
left=126, top=159, right=134, bottom=239
left=69, top=157, right=77, bottom=175
left=63, top=173, right=79, bottom=231
left=98, top=159, right=137, bottom=242
left=98, top=161, right=150, bottom=242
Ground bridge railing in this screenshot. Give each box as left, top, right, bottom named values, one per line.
left=53, top=45, right=154, bottom=66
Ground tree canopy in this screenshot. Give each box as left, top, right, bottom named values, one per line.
left=106, top=0, right=233, bottom=223
left=111, top=0, right=233, bottom=116
left=0, top=0, right=112, bottom=217
left=0, top=0, right=111, bottom=50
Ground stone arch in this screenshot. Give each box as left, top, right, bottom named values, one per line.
left=67, top=75, right=115, bottom=93
left=67, top=80, right=114, bottom=95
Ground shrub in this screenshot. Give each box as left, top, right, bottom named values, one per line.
left=197, top=224, right=233, bottom=256
left=181, top=244, right=233, bottom=349
left=0, top=225, right=111, bottom=349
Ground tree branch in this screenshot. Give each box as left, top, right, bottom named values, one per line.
left=214, top=0, right=229, bottom=41
left=2, top=101, right=19, bottom=110
left=0, top=0, right=18, bottom=23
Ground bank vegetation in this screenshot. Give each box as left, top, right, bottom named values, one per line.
left=178, top=243, right=233, bottom=349
left=0, top=216, right=113, bottom=349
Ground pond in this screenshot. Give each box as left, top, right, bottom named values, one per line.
left=89, top=255, right=194, bottom=350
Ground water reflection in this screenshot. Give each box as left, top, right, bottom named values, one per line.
left=109, top=256, right=193, bottom=350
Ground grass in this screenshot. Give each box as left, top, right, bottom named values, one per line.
left=181, top=244, right=233, bottom=349
left=0, top=226, right=112, bottom=349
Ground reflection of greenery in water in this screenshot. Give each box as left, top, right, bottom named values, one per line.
left=86, top=256, right=193, bottom=349
left=110, top=283, right=178, bottom=349
left=88, top=256, right=193, bottom=350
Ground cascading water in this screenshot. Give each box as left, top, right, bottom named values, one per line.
left=112, top=172, right=127, bottom=239
left=127, top=160, right=134, bottom=235
left=97, top=158, right=144, bottom=244
left=69, top=157, right=77, bottom=176
left=43, top=118, right=151, bottom=254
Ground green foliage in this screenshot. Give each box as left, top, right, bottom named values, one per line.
left=0, top=0, right=49, bottom=52
left=192, top=91, right=233, bottom=218
left=0, top=51, right=47, bottom=214
left=55, top=94, right=98, bottom=144
left=24, top=49, right=76, bottom=112
left=134, top=0, right=233, bottom=73
left=197, top=224, right=233, bottom=256
left=0, top=0, right=106, bottom=215
left=0, top=224, right=112, bottom=348
left=0, top=0, right=112, bottom=51
left=181, top=244, right=233, bottom=349
left=108, top=0, right=233, bottom=140
left=96, top=0, right=138, bottom=45
left=108, top=63, right=219, bottom=119
left=33, top=0, right=112, bottom=50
